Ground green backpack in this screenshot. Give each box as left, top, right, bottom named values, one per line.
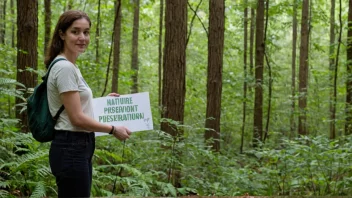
left=27, top=58, right=65, bottom=142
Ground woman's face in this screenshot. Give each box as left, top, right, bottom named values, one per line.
left=60, top=18, right=90, bottom=56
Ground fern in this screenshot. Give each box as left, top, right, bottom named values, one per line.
left=36, top=165, right=52, bottom=178
left=0, top=78, right=24, bottom=87
left=0, top=77, right=25, bottom=101
left=94, top=148, right=123, bottom=163
left=0, top=126, right=54, bottom=197
left=14, top=151, right=48, bottom=172
left=0, top=68, right=14, bottom=75
left=114, top=164, right=142, bottom=176
left=0, top=118, right=20, bottom=128
left=165, top=183, right=177, bottom=197
left=0, top=180, right=9, bottom=188
left=29, top=181, right=46, bottom=198
left=0, top=190, right=10, bottom=198
left=1, top=113, right=352, bottom=197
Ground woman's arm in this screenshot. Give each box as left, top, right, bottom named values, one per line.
left=60, top=91, right=131, bottom=140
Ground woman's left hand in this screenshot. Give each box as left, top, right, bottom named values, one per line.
left=107, top=93, right=120, bottom=97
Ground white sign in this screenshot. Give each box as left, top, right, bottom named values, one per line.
left=92, top=92, right=153, bottom=136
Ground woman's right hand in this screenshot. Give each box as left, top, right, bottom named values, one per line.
left=112, top=126, right=131, bottom=141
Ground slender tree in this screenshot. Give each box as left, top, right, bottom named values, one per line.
left=329, top=0, right=336, bottom=139
left=204, top=0, right=225, bottom=151
left=95, top=0, right=101, bottom=63
left=263, top=0, right=271, bottom=143
left=332, top=0, right=343, bottom=138
left=161, top=0, right=187, bottom=187
left=111, top=0, right=122, bottom=93
left=131, top=0, right=140, bottom=93
left=3, top=0, right=6, bottom=40
left=241, top=0, right=248, bottom=153
left=0, top=1, right=3, bottom=43
left=16, top=0, right=38, bottom=131
left=250, top=8, right=255, bottom=79
left=347, top=0, right=352, bottom=135
left=253, top=0, right=265, bottom=146
left=0, top=0, right=6, bottom=44
left=7, top=0, right=15, bottom=118
left=204, top=0, right=225, bottom=152
left=10, top=0, right=14, bottom=48
left=44, top=0, right=51, bottom=55
left=3, top=0, right=9, bottom=117
left=158, top=0, right=164, bottom=107
left=298, top=0, right=309, bottom=135
left=290, top=0, right=298, bottom=136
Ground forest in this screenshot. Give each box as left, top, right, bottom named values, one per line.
left=1, top=0, right=352, bottom=197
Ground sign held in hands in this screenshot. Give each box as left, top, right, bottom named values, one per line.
left=92, top=92, right=153, bottom=136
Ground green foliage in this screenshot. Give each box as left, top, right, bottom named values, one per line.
left=1, top=115, right=352, bottom=197
left=0, top=77, right=25, bottom=100
left=2, top=0, right=352, bottom=196
left=0, top=118, right=54, bottom=198
left=0, top=44, right=20, bottom=118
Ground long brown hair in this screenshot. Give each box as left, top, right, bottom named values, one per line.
left=44, top=10, right=91, bottom=68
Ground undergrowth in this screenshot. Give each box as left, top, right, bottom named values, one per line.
left=1, top=117, right=352, bottom=197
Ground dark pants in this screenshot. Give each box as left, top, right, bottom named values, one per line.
left=49, top=130, right=95, bottom=197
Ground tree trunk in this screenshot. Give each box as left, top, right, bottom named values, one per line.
left=10, top=0, right=14, bottom=48
left=44, top=0, right=51, bottom=55
left=95, top=0, right=101, bottom=63
left=241, top=0, right=248, bottom=154
left=250, top=8, right=255, bottom=81
left=158, top=0, right=164, bottom=107
left=263, top=0, right=271, bottom=143
left=290, top=0, right=298, bottom=137
left=161, top=0, right=187, bottom=137
left=204, top=0, right=225, bottom=152
left=0, top=0, right=6, bottom=44
left=131, top=0, right=140, bottom=93
left=253, top=0, right=265, bottom=147
left=329, top=0, right=336, bottom=139
left=111, top=0, right=122, bottom=93
left=298, top=0, right=309, bottom=136
left=161, top=0, right=187, bottom=188
left=332, top=0, right=342, bottom=139
left=346, top=0, right=352, bottom=136
left=16, top=0, right=38, bottom=131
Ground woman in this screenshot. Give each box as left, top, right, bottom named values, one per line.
left=46, top=10, right=131, bottom=197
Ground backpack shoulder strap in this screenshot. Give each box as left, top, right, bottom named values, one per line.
left=53, top=105, right=65, bottom=121
left=46, top=58, right=66, bottom=119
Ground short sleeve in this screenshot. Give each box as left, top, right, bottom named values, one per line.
left=52, top=61, right=80, bottom=94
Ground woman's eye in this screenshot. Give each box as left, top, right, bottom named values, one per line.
left=84, top=31, right=90, bottom=36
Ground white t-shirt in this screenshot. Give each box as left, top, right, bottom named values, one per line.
left=47, top=55, right=94, bottom=132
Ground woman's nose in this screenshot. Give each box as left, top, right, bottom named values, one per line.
left=78, top=33, right=87, bottom=40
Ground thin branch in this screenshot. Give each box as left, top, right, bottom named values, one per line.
left=240, top=0, right=248, bottom=154
left=187, top=1, right=208, bottom=39
left=186, top=0, right=203, bottom=46
left=101, top=0, right=121, bottom=97
left=263, top=0, right=271, bottom=143
left=332, top=0, right=342, bottom=136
